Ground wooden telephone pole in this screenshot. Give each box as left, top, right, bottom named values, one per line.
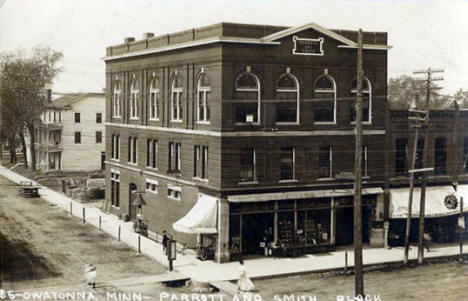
left=413, top=67, right=444, bottom=264
left=354, top=28, right=364, bottom=297
left=403, top=93, right=423, bottom=266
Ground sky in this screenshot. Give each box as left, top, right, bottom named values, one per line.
left=0, top=0, right=467, bottom=95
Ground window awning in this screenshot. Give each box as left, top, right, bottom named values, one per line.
left=173, top=193, right=218, bottom=234
left=389, top=185, right=468, bottom=219
left=227, top=187, right=383, bottom=203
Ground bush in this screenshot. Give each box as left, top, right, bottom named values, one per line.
left=87, top=187, right=105, bottom=199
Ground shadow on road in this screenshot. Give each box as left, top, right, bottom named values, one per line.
left=0, top=232, right=61, bottom=282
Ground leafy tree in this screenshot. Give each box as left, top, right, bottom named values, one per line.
left=0, top=47, right=63, bottom=170
left=387, top=75, right=451, bottom=110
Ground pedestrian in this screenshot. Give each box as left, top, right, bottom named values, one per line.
left=423, top=232, right=431, bottom=252
left=84, top=264, right=97, bottom=289
left=261, top=230, right=270, bottom=256
left=237, top=259, right=254, bottom=293
left=162, top=230, right=169, bottom=254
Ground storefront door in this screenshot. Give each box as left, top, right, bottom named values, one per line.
left=242, top=213, right=274, bottom=255
left=335, top=206, right=372, bottom=246
left=129, top=183, right=137, bottom=220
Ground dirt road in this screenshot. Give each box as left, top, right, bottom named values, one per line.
left=254, top=260, right=468, bottom=300
left=0, top=175, right=166, bottom=290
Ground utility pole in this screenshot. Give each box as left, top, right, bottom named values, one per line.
left=353, top=28, right=364, bottom=297
left=403, top=93, right=423, bottom=266
left=413, top=67, right=444, bottom=264
left=453, top=100, right=464, bottom=262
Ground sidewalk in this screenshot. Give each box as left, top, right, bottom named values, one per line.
left=1, top=165, right=467, bottom=285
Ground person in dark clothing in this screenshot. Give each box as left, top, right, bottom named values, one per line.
left=162, top=230, right=169, bottom=254
left=423, top=232, right=431, bottom=252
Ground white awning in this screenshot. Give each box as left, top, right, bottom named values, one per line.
left=173, top=193, right=218, bottom=234
left=389, top=185, right=468, bottom=219
left=228, top=187, right=383, bottom=203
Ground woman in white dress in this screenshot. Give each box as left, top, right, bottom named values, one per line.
left=84, top=264, right=97, bottom=288
left=237, top=260, right=254, bottom=292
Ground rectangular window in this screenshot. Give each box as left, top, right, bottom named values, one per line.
left=395, top=138, right=408, bottom=176
left=171, top=90, right=182, bottom=121
left=74, top=132, right=81, bottom=144
left=74, top=113, right=80, bottom=123
left=115, top=135, right=120, bottom=160
left=194, top=145, right=208, bottom=179
left=363, top=145, right=368, bottom=177
left=146, top=139, right=157, bottom=168
left=168, top=186, right=182, bottom=201
left=319, top=146, right=332, bottom=178
left=149, top=91, right=159, bottom=120
left=240, top=148, right=255, bottom=182
left=145, top=178, right=158, bottom=194
left=434, top=137, right=447, bottom=175
left=96, top=113, right=102, bottom=123
left=113, top=92, right=121, bottom=117
left=110, top=170, right=120, bottom=207
left=152, top=140, right=157, bottom=168
left=130, top=92, right=139, bottom=119
left=464, top=137, right=468, bottom=173
left=96, top=131, right=102, bottom=143
left=147, top=139, right=152, bottom=167
left=169, top=142, right=181, bottom=172
left=128, top=137, right=137, bottom=164
left=416, top=137, right=424, bottom=170
left=197, top=89, right=210, bottom=123
left=280, top=147, right=295, bottom=180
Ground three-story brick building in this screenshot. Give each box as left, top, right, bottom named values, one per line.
left=104, top=22, right=391, bottom=262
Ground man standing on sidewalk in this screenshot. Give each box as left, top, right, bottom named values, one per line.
left=162, top=230, right=169, bottom=254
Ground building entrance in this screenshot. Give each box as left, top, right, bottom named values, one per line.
left=129, top=183, right=137, bottom=220
left=241, top=213, right=274, bottom=255
left=335, top=205, right=372, bottom=246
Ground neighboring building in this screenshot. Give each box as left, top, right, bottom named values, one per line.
left=104, top=22, right=391, bottom=262
left=33, top=93, right=106, bottom=172
left=385, top=108, right=468, bottom=244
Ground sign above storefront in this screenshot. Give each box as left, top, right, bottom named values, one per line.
left=293, top=36, right=324, bottom=56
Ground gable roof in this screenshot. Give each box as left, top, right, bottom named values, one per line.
left=261, top=21, right=392, bottom=50
left=46, top=93, right=105, bottom=109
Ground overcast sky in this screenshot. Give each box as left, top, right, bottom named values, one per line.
left=0, top=0, right=467, bottom=95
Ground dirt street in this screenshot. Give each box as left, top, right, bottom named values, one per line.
left=0, top=175, right=166, bottom=290
left=254, top=260, right=468, bottom=301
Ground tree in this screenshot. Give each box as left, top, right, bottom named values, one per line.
left=453, top=88, right=468, bottom=108
left=0, top=47, right=63, bottom=170
left=388, top=75, right=451, bottom=110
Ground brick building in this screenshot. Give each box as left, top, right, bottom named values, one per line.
left=385, top=108, right=468, bottom=244
left=103, top=21, right=393, bottom=262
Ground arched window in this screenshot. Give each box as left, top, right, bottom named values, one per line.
left=351, top=77, right=372, bottom=123
left=235, top=71, right=260, bottom=123
left=113, top=81, right=121, bottom=118
left=149, top=77, right=160, bottom=120
left=314, top=75, right=336, bottom=123
left=276, top=73, right=299, bottom=123
left=197, top=72, right=210, bottom=123
left=129, top=79, right=139, bottom=119
left=171, top=75, right=183, bottom=121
